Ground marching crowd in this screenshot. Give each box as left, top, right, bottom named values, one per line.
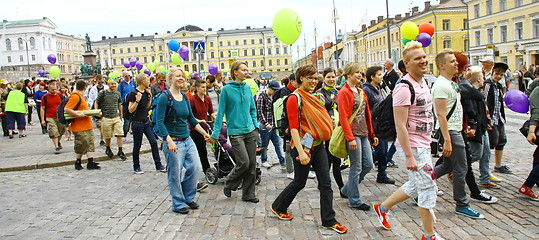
left=1, top=41, right=539, bottom=239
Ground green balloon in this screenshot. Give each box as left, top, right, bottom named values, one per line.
left=148, top=63, right=156, bottom=72
left=402, top=38, right=412, bottom=45
left=153, top=60, right=160, bottom=67
left=171, top=53, right=183, bottom=65
left=159, top=65, right=166, bottom=73
left=50, top=66, right=61, bottom=78
left=272, top=8, right=302, bottom=45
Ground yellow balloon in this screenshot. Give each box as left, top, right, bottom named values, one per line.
left=148, top=63, right=156, bottom=72
left=171, top=53, right=183, bottom=65
left=184, top=71, right=190, bottom=78
left=272, top=8, right=302, bottom=45
left=50, top=66, right=61, bottom=78
left=400, top=21, right=419, bottom=40
left=159, top=65, right=166, bottom=72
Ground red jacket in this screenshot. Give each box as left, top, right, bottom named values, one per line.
left=337, top=82, right=375, bottom=142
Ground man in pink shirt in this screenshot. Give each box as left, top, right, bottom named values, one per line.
left=373, top=41, right=441, bottom=240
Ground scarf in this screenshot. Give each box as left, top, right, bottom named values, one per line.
left=294, top=88, right=333, bottom=143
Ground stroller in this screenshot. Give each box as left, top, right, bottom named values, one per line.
left=203, top=123, right=261, bottom=185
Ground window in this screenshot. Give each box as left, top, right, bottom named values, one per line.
left=276, top=47, right=280, bottom=54
left=151, top=56, right=155, bottom=62
left=251, top=39, right=255, bottom=44
left=5, top=39, right=11, bottom=51
left=192, top=64, right=197, bottom=72
left=227, top=41, right=231, bottom=46
left=151, top=46, right=154, bottom=51
left=474, top=4, right=480, bottom=18
left=267, top=48, right=272, bottom=55
left=252, top=61, right=256, bottom=67
left=487, top=28, right=493, bottom=44
left=243, top=40, right=247, bottom=45
left=143, top=57, right=147, bottom=62
left=219, top=41, right=223, bottom=47
left=220, top=63, right=224, bottom=69
left=160, top=55, right=164, bottom=62
left=533, top=19, right=539, bottom=38
left=260, top=60, right=264, bottom=67
left=515, top=22, right=523, bottom=40
left=19, top=55, right=23, bottom=62
left=220, top=51, right=224, bottom=58
left=7, top=56, right=11, bottom=62
left=252, top=49, right=256, bottom=56
left=259, top=39, right=263, bottom=44
left=235, top=40, right=239, bottom=45
left=267, top=38, right=271, bottom=43
left=500, top=0, right=506, bottom=11
left=184, top=65, right=189, bottom=72
left=121, top=58, right=124, bottom=64
left=284, top=59, right=288, bottom=65
left=260, top=48, right=264, bottom=55
left=269, top=59, right=272, bottom=66
left=135, top=47, right=138, bottom=52
left=48, top=38, right=51, bottom=49
left=112, top=49, right=116, bottom=54
left=486, top=0, right=492, bottom=15
left=276, top=59, right=280, bottom=66
left=500, top=25, right=508, bottom=42
left=443, top=40, right=451, bottom=49
left=211, top=52, right=215, bottom=58
left=18, top=38, right=23, bottom=50
left=516, top=0, right=522, bottom=7
left=159, top=46, right=162, bottom=51
left=501, top=56, right=507, bottom=64
left=29, top=37, right=35, bottom=49
left=120, top=48, right=123, bottom=53
left=42, top=37, right=45, bottom=49
left=210, top=42, right=214, bottom=47
left=463, top=19, right=469, bottom=30
left=443, top=20, right=450, bottom=31
left=142, top=47, right=146, bottom=52
left=475, top=31, right=481, bottom=46
left=284, top=46, right=288, bottom=54
left=113, top=59, right=117, bottom=65
left=127, top=48, right=131, bottom=53
left=275, top=37, right=279, bottom=43
left=244, top=49, right=247, bottom=56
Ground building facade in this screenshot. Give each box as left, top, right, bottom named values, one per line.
left=92, top=26, right=293, bottom=80
left=56, top=33, right=85, bottom=79
left=465, top=0, right=539, bottom=71
left=341, top=0, right=468, bottom=74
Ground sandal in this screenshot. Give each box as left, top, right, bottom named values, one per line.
left=19, top=134, right=27, bottom=138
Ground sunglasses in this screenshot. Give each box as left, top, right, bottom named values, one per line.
left=123, top=75, right=132, bottom=78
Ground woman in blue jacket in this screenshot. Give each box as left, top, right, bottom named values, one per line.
left=154, top=67, right=211, bottom=214
left=209, top=61, right=259, bottom=203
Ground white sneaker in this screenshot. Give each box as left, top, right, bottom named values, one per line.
left=261, top=162, right=272, bottom=168
left=286, top=172, right=294, bottom=180
left=437, top=190, right=444, bottom=196
left=308, top=171, right=316, bottom=179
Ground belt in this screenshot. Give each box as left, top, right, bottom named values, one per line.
left=171, top=136, right=188, bottom=141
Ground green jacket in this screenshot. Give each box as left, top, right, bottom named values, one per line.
left=5, top=90, right=27, bottom=113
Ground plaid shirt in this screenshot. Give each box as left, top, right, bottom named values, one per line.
left=484, top=78, right=505, bottom=125
left=256, top=91, right=274, bottom=127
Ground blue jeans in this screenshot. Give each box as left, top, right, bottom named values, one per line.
left=163, top=137, right=202, bottom=211
left=131, top=121, right=162, bottom=170
left=387, top=141, right=396, bottom=161
left=259, top=124, right=285, bottom=164
left=372, top=139, right=389, bottom=179
left=469, top=133, right=491, bottom=184
left=341, top=136, right=373, bottom=207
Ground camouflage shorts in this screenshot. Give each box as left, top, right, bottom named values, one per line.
left=73, top=130, right=95, bottom=154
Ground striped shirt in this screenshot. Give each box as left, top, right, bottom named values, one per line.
left=96, top=90, right=121, bottom=118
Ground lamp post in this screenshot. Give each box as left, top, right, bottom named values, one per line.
left=332, top=0, right=339, bottom=68
left=24, top=34, right=31, bottom=77
left=385, top=0, right=391, bottom=59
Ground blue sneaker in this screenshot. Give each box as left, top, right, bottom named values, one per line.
left=456, top=207, right=484, bottom=219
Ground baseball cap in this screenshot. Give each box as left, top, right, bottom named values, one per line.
left=480, top=56, right=494, bottom=63
left=268, top=81, right=281, bottom=90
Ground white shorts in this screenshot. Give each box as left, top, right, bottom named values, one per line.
left=398, top=146, right=438, bottom=209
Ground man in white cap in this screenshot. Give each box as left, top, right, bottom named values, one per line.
left=480, top=56, right=506, bottom=93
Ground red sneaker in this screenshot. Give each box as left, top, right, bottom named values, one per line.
left=519, top=185, right=539, bottom=201
left=270, top=207, right=294, bottom=220
left=421, top=233, right=444, bottom=240
left=325, top=222, right=348, bottom=234
left=373, top=203, right=391, bottom=230
left=480, top=183, right=500, bottom=189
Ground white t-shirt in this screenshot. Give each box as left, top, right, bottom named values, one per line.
left=431, top=75, right=463, bottom=131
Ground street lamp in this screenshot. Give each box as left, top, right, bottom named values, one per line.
left=23, top=34, right=31, bottom=78
left=332, top=0, right=339, bottom=68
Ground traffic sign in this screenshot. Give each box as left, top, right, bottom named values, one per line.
left=194, top=42, right=205, bottom=53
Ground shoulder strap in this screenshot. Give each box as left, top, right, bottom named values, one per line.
left=71, top=92, right=83, bottom=110
left=348, top=91, right=364, bottom=123
left=399, top=79, right=416, bottom=105
left=446, top=99, right=457, bottom=120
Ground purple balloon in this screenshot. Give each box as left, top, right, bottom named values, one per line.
left=123, top=61, right=131, bottom=68
left=144, top=69, right=151, bottom=76
left=135, top=60, right=143, bottom=70
left=179, top=45, right=189, bottom=60
left=416, top=33, right=432, bottom=47
left=208, top=63, right=218, bottom=75
left=130, top=58, right=137, bottom=67
left=193, top=72, right=199, bottom=77
left=47, top=54, right=57, bottom=64
left=38, top=69, right=45, bottom=76
left=504, top=90, right=529, bottom=113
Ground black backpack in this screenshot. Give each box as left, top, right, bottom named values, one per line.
left=57, top=93, right=82, bottom=125
left=122, top=90, right=138, bottom=120
left=371, top=80, right=415, bottom=141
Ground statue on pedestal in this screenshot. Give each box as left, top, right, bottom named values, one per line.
left=85, top=33, right=92, bottom=52
left=95, top=62, right=102, bottom=75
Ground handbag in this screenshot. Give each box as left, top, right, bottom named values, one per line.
left=28, top=99, right=36, bottom=107
left=431, top=98, right=457, bottom=154
left=329, top=91, right=364, bottom=158
left=520, top=120, right=538, bottom=145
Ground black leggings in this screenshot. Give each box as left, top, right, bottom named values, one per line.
left=325, top=140, right=344, bottom=189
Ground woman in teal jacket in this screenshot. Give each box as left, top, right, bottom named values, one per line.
left=209, top=61, right=259, bottom=203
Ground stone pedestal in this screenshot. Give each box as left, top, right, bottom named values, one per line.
left=83, top=51, right=97, bottom=68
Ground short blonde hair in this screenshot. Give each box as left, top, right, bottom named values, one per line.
left=343, top=62, right=361, bottom=79
left=435, top=49, right=454, bottom=70
left=135, top=73, right=148, bottom=85
left=468, top=66, right=483, bottom=84
left=166, top=67, right=186, bottom=83
left=402, top=41, right=423, bottom=62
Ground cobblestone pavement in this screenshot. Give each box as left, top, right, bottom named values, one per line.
left=0, top=109, right=538, bottom=240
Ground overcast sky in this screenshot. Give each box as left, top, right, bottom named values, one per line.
left=2, top=0, right=439, bottom=60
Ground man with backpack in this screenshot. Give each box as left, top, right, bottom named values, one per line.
left=126, top=73, right=165, bottom=174
left=64, top=80, right=100, bottom=170
left=94, top=80, right=126, bottom=160
left=40, top=82, right=65, bottom=154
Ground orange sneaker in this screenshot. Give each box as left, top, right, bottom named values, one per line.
left=373, top=203, right=391, bottom=230
left=325, top=222, right=348, bottom=234
left=421, top=233, right=444, bottom=240
left=519, top=185, right=539, bottom=201
left=270, top=207, right=294, bottom=220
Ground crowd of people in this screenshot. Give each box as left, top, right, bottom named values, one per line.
left=1, top=41, right=539, bottom=239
